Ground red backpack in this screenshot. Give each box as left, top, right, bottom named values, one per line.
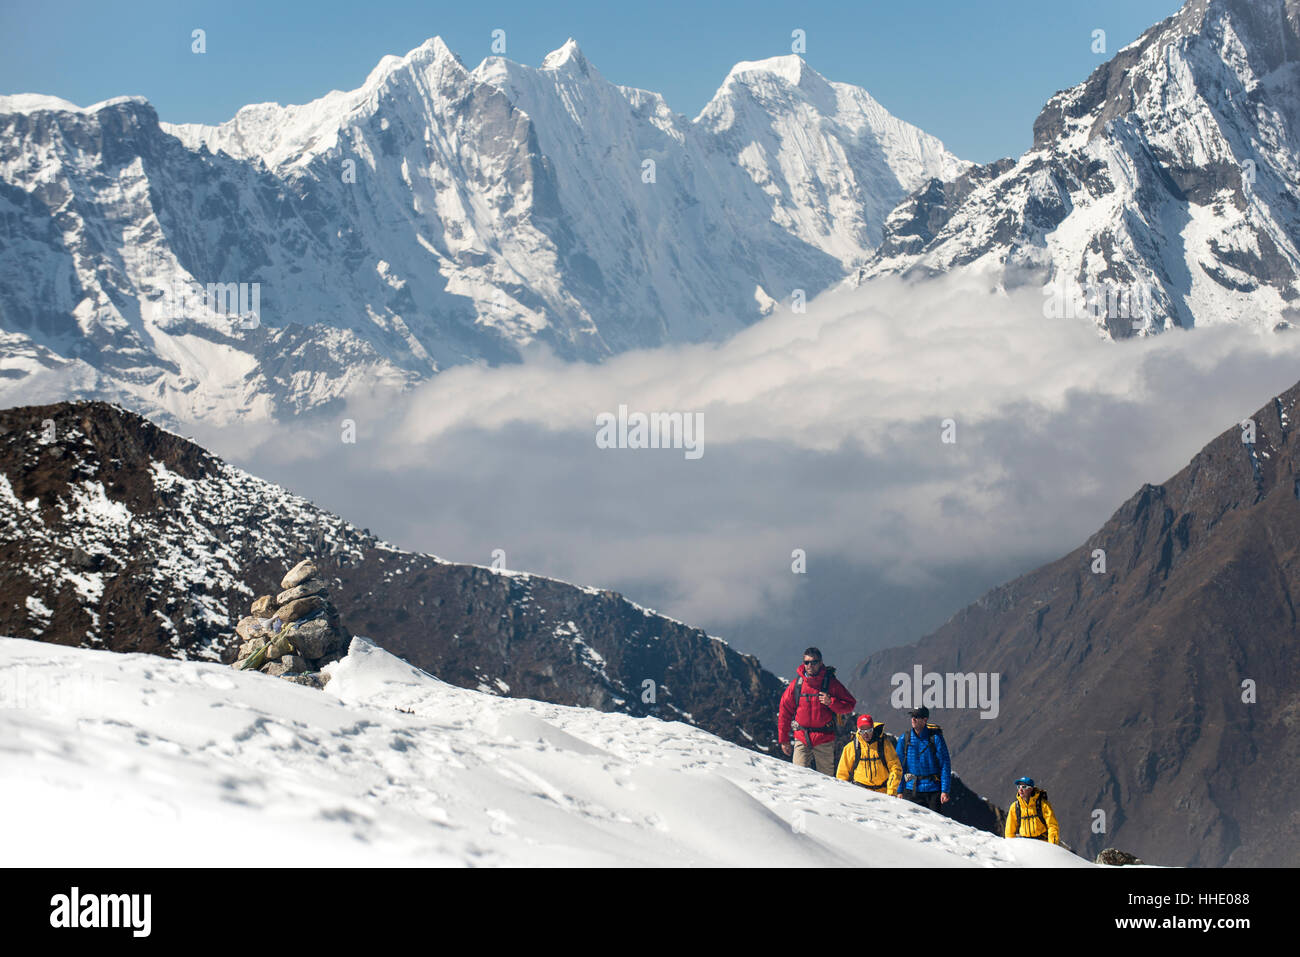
left=789, top=667, right=849, bottom=735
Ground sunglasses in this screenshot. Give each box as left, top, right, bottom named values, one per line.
left=803, top=659, right=821, bottom=666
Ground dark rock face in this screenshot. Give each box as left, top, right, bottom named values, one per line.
left=0, top=401, right=784, bottom=750
left=1096, top=848, right=1144, bottom=866
left=870, top=159, right=1016, bottom=262
left=943, top=775, right=1007, bottom=837
left=848, top=381, right=1300, bottom=867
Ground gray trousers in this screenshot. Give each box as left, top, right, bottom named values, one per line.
left=793, top=740, right=837, bottom=776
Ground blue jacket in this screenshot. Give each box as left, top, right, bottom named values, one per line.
left=896, top=723, right=951, bottom=794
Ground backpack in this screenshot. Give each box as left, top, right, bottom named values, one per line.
left=898, top=724, right=944, bottom=790
left=790, top=667, right=846, bottom=737
left=1013, top=790, right=1050, bottom=838
left=849, top=730, right=896, bottom=786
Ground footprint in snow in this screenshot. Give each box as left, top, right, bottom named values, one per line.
left=199, top=672, right=237, bottom=691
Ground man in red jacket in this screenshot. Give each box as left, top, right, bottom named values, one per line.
left=778, top=647, right=856, bottom=775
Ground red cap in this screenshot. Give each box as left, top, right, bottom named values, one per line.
left=856, top=714, right=874, bottom=730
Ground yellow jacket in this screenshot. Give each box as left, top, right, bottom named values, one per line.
left=836, top=728, right=902, bottom=795
left=1005, top=789, right=1060, bottom=844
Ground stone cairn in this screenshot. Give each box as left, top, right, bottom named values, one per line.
left=230, top=559, right=350, bottom=688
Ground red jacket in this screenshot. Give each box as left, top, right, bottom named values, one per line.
left=778, top=664, right=856, bottom=747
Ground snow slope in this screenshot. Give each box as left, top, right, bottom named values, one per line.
left=0, top=635, right=1088, bottom=867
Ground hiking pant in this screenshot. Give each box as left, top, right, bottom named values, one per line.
left=793, top=741, right=837, bottom=776
left=903, top=790, right=944, bottom=814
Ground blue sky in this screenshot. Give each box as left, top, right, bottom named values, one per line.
left=2, top=0, right=1181, bottom=163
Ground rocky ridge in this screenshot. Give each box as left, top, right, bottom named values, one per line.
left=0, top=400, right=785, bottom=749
left=849, top=377, right=1300, bottom=866
left=858, top=0, right=1300, bottom=338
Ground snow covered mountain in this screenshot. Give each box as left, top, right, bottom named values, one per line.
left=0, top=39, right=965, bottom=424
left=0, top=633, right=1089, bottom=866
left=0, top=400, right=784, bottom=747
left=859, top=0, right=1300, bottom=337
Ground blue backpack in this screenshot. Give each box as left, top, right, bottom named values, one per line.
left=898, top=724, right=944, bottom=790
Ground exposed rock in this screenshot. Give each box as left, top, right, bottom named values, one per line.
left=0, top=401, right=785, bottom=754
left=250, top=595, right=276, bottom=617
left=275, top=595, right=326, bottom=623
left=281, top=560, right=319, bottom=592
left=1096, top=848, right=1145, bottom=867
left=276, top=578, right=328, bottom=605
left=944, top=776, right=1006, bottom=837
left=225, top=558, right=352, bottom=680
left=234, top=616, right=263, bottom=642
left=287, top=617, right=346, bottom=660
left=282, top=673, right=329, bottom=690
left=851, top=382, right=1300, bottom=867
left=266, top=634, right=294, bottom=661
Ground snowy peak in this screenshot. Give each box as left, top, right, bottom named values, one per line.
left=702, top=54, right=837, bottom=122
left=694, top=50, right=969, bottom=264
left=0, top=93, right=151, bottom=116
left=1031, top=0, right=1300, bottom=152
left=168, top=34, right=471, bottom=167
left=863, top=0, right=1300, bottom=338
left=1, top=34, right=966, bottom=423
left=540, top=37, right=594, bottom=77
left=724, top=53, right=816, bottom=89
left=699, top=49, right=966, bottom=188
left=474, top=38, right=608, bottom=97
left=361, top=34, right=466, bottom=89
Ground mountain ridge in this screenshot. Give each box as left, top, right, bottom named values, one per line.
left=0, top=38, right=965, bottom=424
left=848, top=375, right=1300, bottom=866
left=859, top=0, right=1300, bottom=338
left=0, top=399, right=785, bottom=749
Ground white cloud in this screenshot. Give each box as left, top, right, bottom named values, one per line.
left=210, top=273, right=1300, bottom=668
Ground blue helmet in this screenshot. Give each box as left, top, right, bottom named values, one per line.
left=1014, top=776, right=1035, bottom=787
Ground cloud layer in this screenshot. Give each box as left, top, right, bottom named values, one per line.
left=201, top=275, right=1300, bottom=672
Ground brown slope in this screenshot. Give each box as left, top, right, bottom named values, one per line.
left=0, top=400, right=784, bottom=749
left=849, top=382, right=1300, bottom=866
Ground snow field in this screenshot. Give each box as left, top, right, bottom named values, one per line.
left=0, top=636, right=1090, bottom=867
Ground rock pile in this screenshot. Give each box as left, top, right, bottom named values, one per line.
left=230, top=559, right=350, bottom=688
left=1095, top=848, right=1145, bottom=866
